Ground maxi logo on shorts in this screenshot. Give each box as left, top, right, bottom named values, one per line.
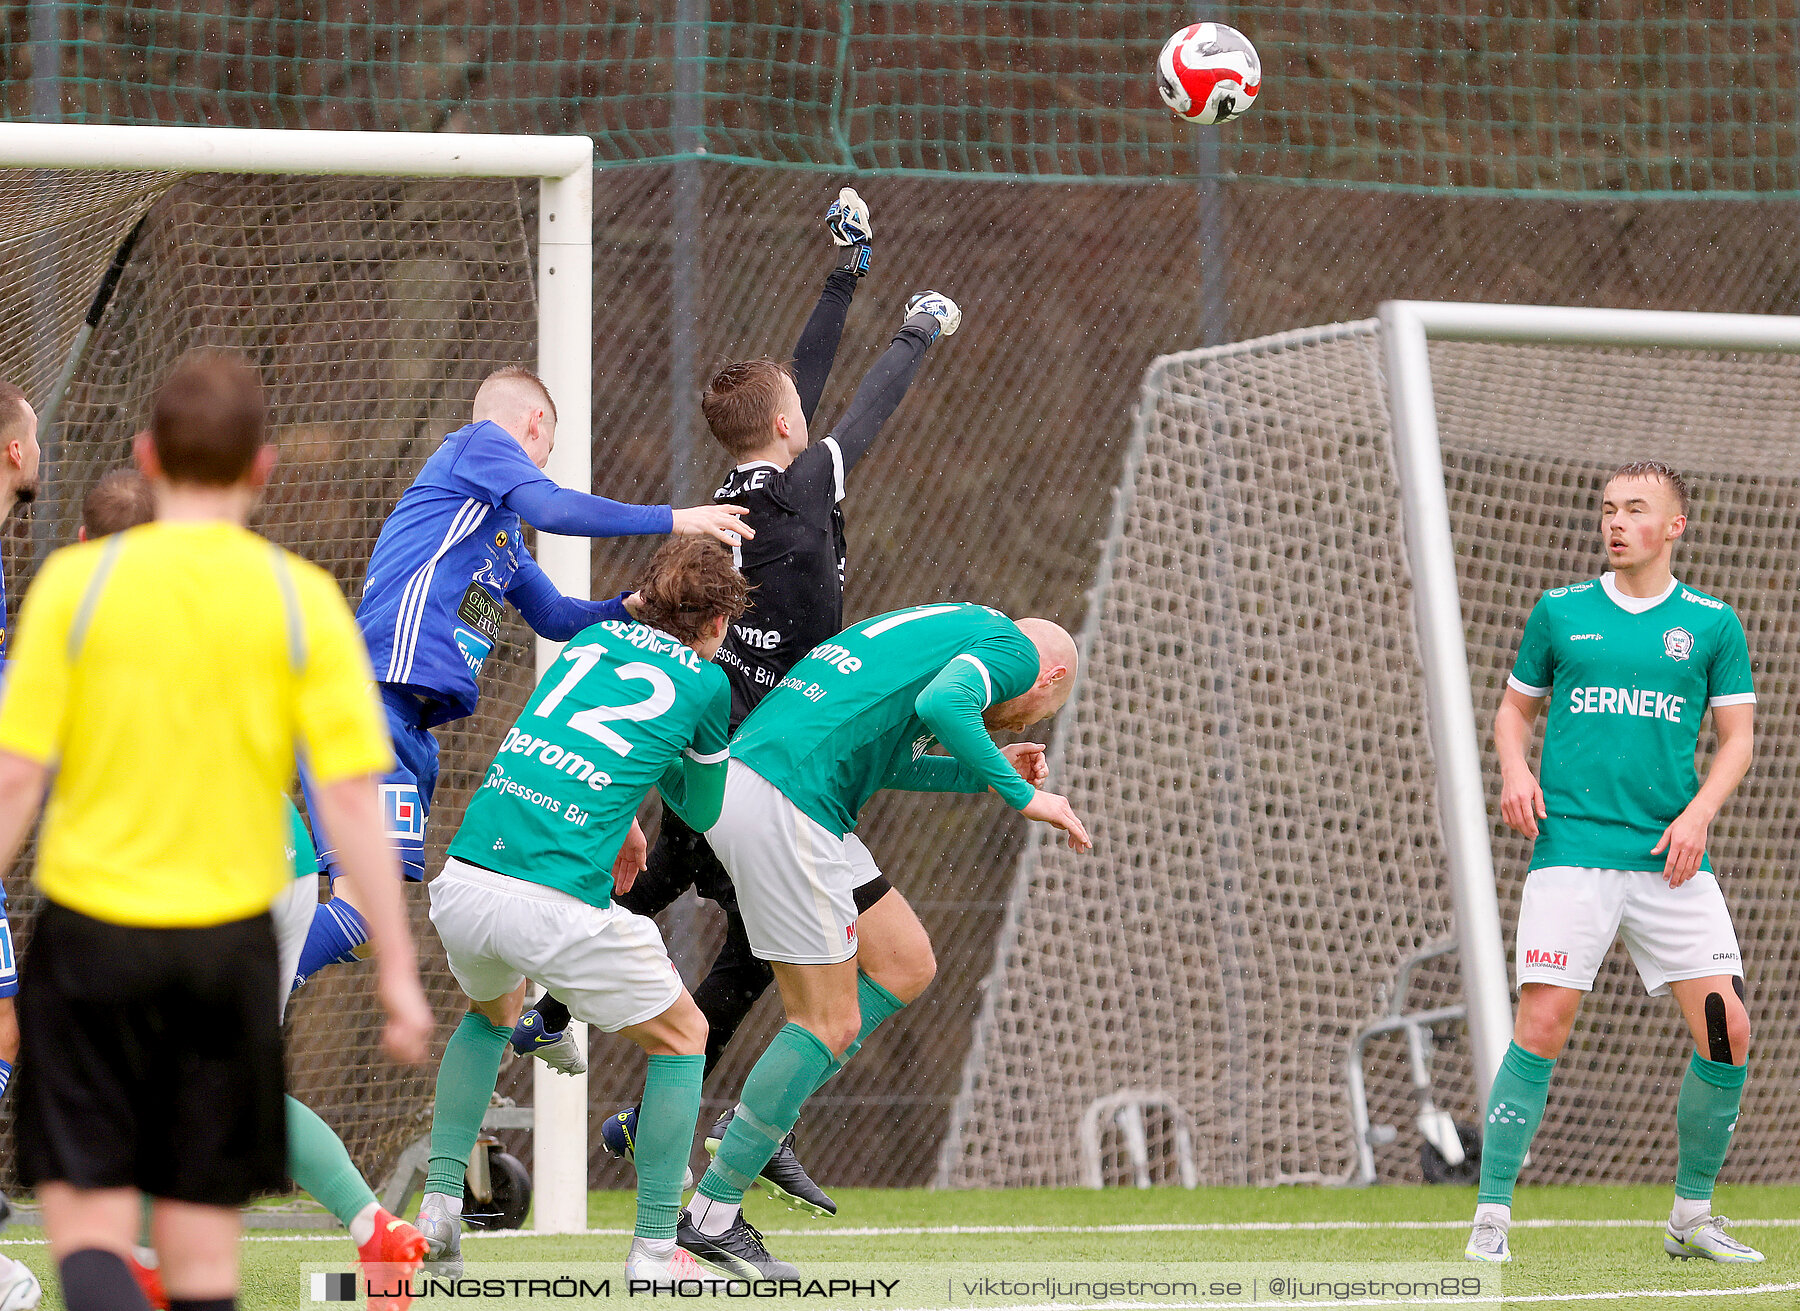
left=1523, top=948, right=1568, bottom=970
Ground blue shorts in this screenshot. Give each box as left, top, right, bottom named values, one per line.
left=306, top=686, right=441, bottom=883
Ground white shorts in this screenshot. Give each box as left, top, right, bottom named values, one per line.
left=428, top=857, right=683, bottom=1033
left=1515, top=866, right=1743, bottom=997
left=708, top=760, right=882, bottom=965
left=273, top=874, right=318, bottom=1024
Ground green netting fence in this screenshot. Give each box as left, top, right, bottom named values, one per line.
left=1, top=1, right=1795, bottom=193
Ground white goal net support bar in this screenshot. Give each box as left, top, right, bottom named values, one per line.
left=941, top=301, right=1800, bottom=1189
left=0, top=123, right=594, bottom=1231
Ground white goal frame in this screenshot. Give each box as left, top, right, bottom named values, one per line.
left=0, top=123, right=595, bottom=1232
left=1382, top=300, right=1800, bottom=1108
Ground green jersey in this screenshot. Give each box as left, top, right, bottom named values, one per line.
left=731, top=603, right=1041, bottom=837
left=285, top=798, right=316, bottom=881
left=449, top=620, right=732, bottom=906
left=1509, top=574, right=1754, bottom=873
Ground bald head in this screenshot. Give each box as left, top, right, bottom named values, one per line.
left=473, top=365, right=558, bottom=466
left=987, top=617, right=1079, bottom=732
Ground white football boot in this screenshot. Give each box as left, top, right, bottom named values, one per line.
left=0, top=1255, right=41, bottom=1311
left=626, top=1238, right=719, bottom=1286
left=1665, top=1214, right=1764, bottom=1263
left=416, top=1191, right=464, bottom=1275
left=1463, top=1216, right=1512, bottom=1263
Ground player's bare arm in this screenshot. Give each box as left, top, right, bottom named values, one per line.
left=0, top=751, right=48, bottom=871
left=1495, top=686, right=1548, bottom=838
left=1653, top=702, right=1753, bottom=889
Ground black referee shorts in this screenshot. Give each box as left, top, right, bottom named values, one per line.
left=14, top=902, right=288, bottom=1207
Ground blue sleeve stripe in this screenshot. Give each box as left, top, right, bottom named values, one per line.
left=387, top=497, right=487, bottom=684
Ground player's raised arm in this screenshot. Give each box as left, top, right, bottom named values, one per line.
left=471, top=367, right=751, bottom=546
left=791, top=187, right=873, bottom=422
left=817, top=292, right=960, bottom=479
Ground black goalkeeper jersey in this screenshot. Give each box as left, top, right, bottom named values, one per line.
left=712, top=446, right=850, bottom=728
left=706, top=268, right=937, bottom=728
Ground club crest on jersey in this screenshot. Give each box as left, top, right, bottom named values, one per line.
left=1663, top=627, right=1694, bottom=661
left=381, top=784, right=425, bottom=841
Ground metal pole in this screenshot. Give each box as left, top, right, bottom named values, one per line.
left=532, top=159, right=595, bottom=1235
left=1194, top=127, right=1228, bottom=348
left=1376, top=302, right=1511, bottom=1111
left=665, top=0, right=707, bottom=980
left=27, top=0, right=62, bottom=565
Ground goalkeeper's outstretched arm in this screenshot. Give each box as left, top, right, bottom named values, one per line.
left=792, top=187, right=874, bottom=421
left=826, top=292, right=961, bottom=477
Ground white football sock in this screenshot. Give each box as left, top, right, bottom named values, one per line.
left=424, top=1190, right=463, bottom=1219
left=349, top=1201, right=379, bottom=1247
left=689, top=1195, right=740, bottom=1237
left=631, top=1236, right=677, bottom=1262
left=1473, top=1202, right=1512, bottom=1229
left=1671, top=1196, right=1711, bottom=1231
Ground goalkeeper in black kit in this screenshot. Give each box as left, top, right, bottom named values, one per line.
left=513, top=187, right=959, bottom=1213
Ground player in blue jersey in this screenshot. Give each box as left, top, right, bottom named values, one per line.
left=294, top=365, right=752, bottom=989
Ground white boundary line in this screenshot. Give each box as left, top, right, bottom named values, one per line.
left=6, top=1216, right=1780, bottom=1244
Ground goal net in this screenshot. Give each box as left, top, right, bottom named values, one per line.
left=0, top=159, right=554, bottom=1193
left=942, top=315, right=1800, bottom=1188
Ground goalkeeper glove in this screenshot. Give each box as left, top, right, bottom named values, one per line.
left=904, top=291, right=961, bottom=342
left=827, top=186, right=873, bottom=277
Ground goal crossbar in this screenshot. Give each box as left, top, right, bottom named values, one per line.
left=1381, top=299, right=1800, bottom=1109
left=0, top=123, right=595, bottom=1232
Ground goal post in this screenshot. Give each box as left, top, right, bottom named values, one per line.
left=943, top=301, right=1800, bottom=1189
left=1383, top=300, right=1800, bottom=1110
left=0, top=123, right=594, bottom=1232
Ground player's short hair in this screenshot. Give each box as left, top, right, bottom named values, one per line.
left=82, top=468, right=154, bottom=538
left=632, top=538, right=750, bottom=645
left=701, top=359, right=795, bottom=458
left=150, top=350, right=266, bottom=487
left=1607, top=460, right=1691, bottom=518
left=476, top=365, right=557, bottom=425
left=0, top=380, right=29, bottom=445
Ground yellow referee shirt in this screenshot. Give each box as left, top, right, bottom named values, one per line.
left=0, top=521, right=392, bottom=928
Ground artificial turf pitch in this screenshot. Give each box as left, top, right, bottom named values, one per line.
left=4, top=1184, right=1797, bottom=1308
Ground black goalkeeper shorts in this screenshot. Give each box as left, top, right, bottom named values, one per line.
left=14, top=901, right=288, bottom=1206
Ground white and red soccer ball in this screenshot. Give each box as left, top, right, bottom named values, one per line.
left=1156, top=22, right=1261, bottom=126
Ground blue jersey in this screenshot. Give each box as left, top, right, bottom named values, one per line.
left=356, top=421, right=541, bottom=722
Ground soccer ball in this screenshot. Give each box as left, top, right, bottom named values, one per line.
left=1156, top=22, right=1261, bottom=125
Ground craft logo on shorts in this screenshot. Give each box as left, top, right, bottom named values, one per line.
left=1663, top=627, right=1694, bottom=661
left=311, top=1271, right=357, bottom=1302
left=382, top=784, right=425, bottom=841
left=1523, top=948, right=1568, bottom=970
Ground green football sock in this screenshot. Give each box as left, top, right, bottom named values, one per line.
left=696, top=1022, right=835, bottom=1205
left=287, top=1096, right=379, bottom=1228
left=1675, top=1052, right=1745, bottom=1201
left=1476, top=1041, right=1557, bottom=1206
left=424, top=1011, right=511, bottom=1198
left=635, top=1054, right=704, bottom=1240
left=816, top=972, right=908, bottom=1089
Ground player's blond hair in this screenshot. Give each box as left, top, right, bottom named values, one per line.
left=474, top=365, right=558, bottom=426
left=1608, top=460, right=1691, bottom=519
